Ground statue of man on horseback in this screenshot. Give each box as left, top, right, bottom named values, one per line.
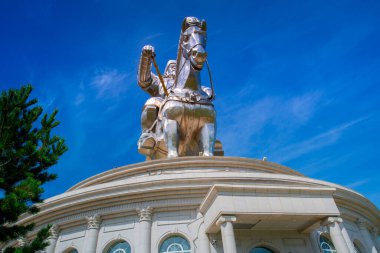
left=137, top=17, right=217, bottom=159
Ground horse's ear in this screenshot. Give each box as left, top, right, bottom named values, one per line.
left=201, top=20, right=207, bottom=31
left=182, top=18, right=189, bottom=32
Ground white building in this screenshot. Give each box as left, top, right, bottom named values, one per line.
left=10, top=156, right=380, bottom=253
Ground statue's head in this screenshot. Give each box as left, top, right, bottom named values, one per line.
left=164, top=60, right=176, bottom=79
left=179, top=17, right=207, bottom=70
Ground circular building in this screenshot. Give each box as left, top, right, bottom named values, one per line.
left=10, top=156, right=380, bottom=253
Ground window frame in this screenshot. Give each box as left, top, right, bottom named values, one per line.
left=159, top=235, right=192, bottom=253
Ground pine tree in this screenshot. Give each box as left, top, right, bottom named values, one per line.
left=0, top=85, right=68, bottom=252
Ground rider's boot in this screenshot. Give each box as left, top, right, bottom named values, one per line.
left=138, top=131, right=156, bottom=155
left=138, top=105, right=158, bottom=155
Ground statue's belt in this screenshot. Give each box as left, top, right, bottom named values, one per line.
left=165, top=94, right=214, bottom=105
left=157, top=95, right=214, bottom=121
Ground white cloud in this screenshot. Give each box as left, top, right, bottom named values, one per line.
left=218, top=91, right=322, bottom=156
left=91, top=70, right=130, bottom=99
left=273, top=115, right=371, bottom=163
left=346, top=179, right=370, bottom=189
left=142, top=33, right=164, bottom=42
left=288, top=92, right=321, bottom=123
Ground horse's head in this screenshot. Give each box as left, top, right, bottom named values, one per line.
left=179, top=17, right=207, bottom=70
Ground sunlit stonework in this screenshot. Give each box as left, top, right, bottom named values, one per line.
left=1, top=17, right=378, bottom=253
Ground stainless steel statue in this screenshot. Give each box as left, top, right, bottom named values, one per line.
left=137, top=17, right=216, bottom=159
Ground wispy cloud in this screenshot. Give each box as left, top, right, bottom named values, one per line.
left=75, top=93, right=85, bottom=106
left=91, top=70, right=131, bottom=99
left=219, top=91, right=322, bottom=156
left=141, top=33, right=164, bottom=42
left=297, top=152, right=353, bottom=176
left=273, top=115, right=371, bottom=163
left=346, top=179, right=370, bottom=189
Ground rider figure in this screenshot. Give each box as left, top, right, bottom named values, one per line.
left=137, top=45, right=176, bottom=155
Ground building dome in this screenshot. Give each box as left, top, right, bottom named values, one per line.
left=10, top=156, right=380, bottom=253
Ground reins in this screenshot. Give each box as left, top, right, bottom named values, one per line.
left=151, top=53, right=215, bottom=100
left=151, top=54, right=169, bottom=97
left=150, top=29, right=214, bottom=100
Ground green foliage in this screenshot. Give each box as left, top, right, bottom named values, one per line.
left=0, top=85, right=68, bottom=251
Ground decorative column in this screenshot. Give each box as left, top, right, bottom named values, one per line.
left=357, top=219, right=379, bottom=253
left=339, top=222, right=356, bottom=253
left=372, top=228, right=380, bottom=252
left=45, top=224, right=59, bottom=253
left=216, top=216, right=237, bottom=253
left=321, top=217, right=351, bottom=253
left=84, top=214, right=101, bottom=253
left=136, top=207, right=153, bottom=253
left=198, top=222, right=211, bottom=253
left=309, top=230, right=322, bottom=253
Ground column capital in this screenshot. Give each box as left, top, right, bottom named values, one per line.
left=136, top=206, right=153, bottom=222
left=357, top=218, right=369, bottom=230
left=321, top=216, right=343, bottom=226
left=372, top=227, right=378, bottom=236
left=16, top=237, right=26, bottom=247
left=48, top=224, right=59, bottom=239
left=216, top=215, right=237, bottom=227
left=86, top=214, right=101, bottom=229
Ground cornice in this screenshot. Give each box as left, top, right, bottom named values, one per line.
left=68, top=156, right=305, bottom=191
left=14, top=158, right=379, bottom=233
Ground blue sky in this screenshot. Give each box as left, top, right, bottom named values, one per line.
left=1, top=0, right=380, bottom=207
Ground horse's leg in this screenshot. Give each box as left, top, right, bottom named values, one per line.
left=200, top=123, right=216, bottom=156
left=164, top=119, right=179, bottom=158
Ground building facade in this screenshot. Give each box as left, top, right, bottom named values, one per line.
left=6, top=157, right=380, bottom=253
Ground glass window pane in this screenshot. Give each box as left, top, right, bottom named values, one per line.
left=354, top=243, right=362, bottom=253
left=250, top=247, right=274, bottom=253
left=106, top=241, right=131, bottom=253
left=319, top=235, right=337, bottom=253
left=159, top=236, right=191, bottom=253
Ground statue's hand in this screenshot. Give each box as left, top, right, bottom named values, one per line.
left=142, top=45, right=155, bottom=58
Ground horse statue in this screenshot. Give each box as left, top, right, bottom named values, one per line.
left=137, top=17, right=218, bottom=159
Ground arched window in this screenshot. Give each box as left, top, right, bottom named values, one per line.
left=354, top=244, right=362, bottom=253
left=319, top=235, right=337, bottom=253
left=159, top=236, right=191, bottom=253
left=63, top=249, right=78, bottom=253
left=105, top=241, right=131, bottom=253
left=249, top=247, right=275, bottom=253
left=353, top=240, right=365, bottom=253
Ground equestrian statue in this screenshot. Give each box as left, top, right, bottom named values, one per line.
left=137, top=17, right=222, bottom=159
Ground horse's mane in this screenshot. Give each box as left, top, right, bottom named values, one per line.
left=174, top=26, right=184, bottom=88
left=174, top=17, right=202, bottom=88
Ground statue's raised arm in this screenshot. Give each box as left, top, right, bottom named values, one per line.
left=137, top=45, right=160, bottom=97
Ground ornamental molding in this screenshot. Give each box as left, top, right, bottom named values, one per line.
left=371, top=227, right=378, bottom=236
left=34, top=198, right=201, bottom=228
left=68, top=157, right=305, bottom=191
left=48, top=224, right=59, bottom=239
left=321, top=216, right=343, bottom=227
left=86, top=214, right=101, bottom=229
left=357, top=218, right=370, bottom=230
left=16, top=237, right=26, bottom=247
left=216, top=215, right=237, bottom=226
left=136, top=206, right=153, bottom=221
